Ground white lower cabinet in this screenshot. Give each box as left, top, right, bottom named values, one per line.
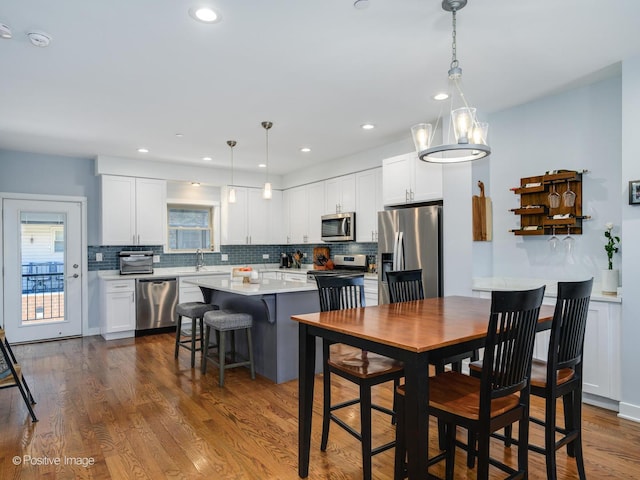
left=100, top=279, right=136, bottom=340
left=364, top=277, right=378, bottom=306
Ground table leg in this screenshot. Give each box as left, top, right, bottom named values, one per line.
left=298, top=324, right=316, bottom=478
left=403, top=354, right=430, bottom=480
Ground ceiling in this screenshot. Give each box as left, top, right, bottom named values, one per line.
left=1, top=0, right=639, bottom=176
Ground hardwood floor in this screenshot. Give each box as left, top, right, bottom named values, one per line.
left=1, top=333, right=639, bottom=479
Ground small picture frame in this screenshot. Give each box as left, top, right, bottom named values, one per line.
left=630, top=180, right=640, bottom=205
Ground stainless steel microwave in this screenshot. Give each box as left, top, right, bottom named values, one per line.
left=321, top=212, right=355, bottom=242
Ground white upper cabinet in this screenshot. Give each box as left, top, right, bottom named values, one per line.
left=283, top=181, right=325, bottom=244
left=382, top=152, right=442, bottom=206
left=221, top=186, right=282, bottom=245
left=306, top=181, right=325, bottom=243
left=100, top=175, right=166, bottom=245
left=325, top=174, right=356, bottom=214
left=356, top=168, right=383, bottom=242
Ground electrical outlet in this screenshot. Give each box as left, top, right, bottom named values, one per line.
left=302, top=252, right=307, bottom=258
left=95, top=252, right=103, bottom=262
left=221, top=254, right=229, bottom=261
left=153, top=255, right=160, bottom=263
left=262, top=254, right=269, bottom=259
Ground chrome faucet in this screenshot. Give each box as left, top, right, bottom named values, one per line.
left=195, top=249, right=204, bottom=271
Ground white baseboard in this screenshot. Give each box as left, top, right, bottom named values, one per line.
left=618, top=402, right=640, bottom=424
left=583, top=393, right=619, bottom=412
left=84, top=327, right=101, bottom=337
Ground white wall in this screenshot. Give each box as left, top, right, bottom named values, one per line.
left=283, top=138, right=413, bottom=188
left=619, top=55, right=640, bottom=422
left=483, top=75, right=622, bottom=282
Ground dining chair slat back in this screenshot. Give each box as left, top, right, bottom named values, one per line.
left=386, top=270, right=424, bottom=303
left=316, top=275, right=365, bottom=311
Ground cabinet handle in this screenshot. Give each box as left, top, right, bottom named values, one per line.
left=250, top=235, right=252, bottom=244
left=371, top=230, right=374, bottom=241
left=405, top=189, right=409, bottom=202
left=410, top=190, right=415, bottom=201
left=287, top=235, right=290, bottom=243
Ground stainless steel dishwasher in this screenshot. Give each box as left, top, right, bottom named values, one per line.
left=136, top=278, right=178, bottom=330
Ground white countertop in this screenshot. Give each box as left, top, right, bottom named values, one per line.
left=98, top=264, right=379, bottom=281
left=183, top=276, right=318, bottom=296
left=472, top=277, right=621, bottom=303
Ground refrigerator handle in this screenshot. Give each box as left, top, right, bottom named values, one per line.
left=397, top=231, right=405, bottom=270
left=392, top=232, right=399, bottom=270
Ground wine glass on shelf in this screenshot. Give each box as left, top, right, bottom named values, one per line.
left=563, top=183, right=576, bottom=207
left=563, top=226, right=575, bottom=254
left=548, top=226, right=559, bottom=252
left=548, top=184, right=560, bottom=209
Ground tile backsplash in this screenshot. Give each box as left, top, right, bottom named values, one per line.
left=88, top=243, right=377, bottom=271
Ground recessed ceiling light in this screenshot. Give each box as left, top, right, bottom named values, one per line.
left=175, top=133, right=184, bottom=138
left=202, top=156, right=212, bottom=161
left=433, top=93, right=449, bottom=101
left=300, top=147, right=311, bottom=153
left=361, top=123, right=375, bottom=130
left=191, top=182, right=201, bottom=187
left=27, top=31, right=52, bottom=47
left=258, top=163, right=267, bottom=168
left=0, top=24, right=12, bottom=39
left=189, top=6, right=221, bottom=23
left=137, top=148, right=149, bottom=153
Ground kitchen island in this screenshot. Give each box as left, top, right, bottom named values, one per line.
left=184, top=276, right=321, bottom=383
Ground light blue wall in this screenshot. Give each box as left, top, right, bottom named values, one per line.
left=0, top=150, right=100, bottom=244
left=620, top=55, right=640, bottom=421
left=478, top=74, right=622, bottom=282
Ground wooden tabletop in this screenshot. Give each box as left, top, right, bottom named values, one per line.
left=291, top=295, right=555, bottom=353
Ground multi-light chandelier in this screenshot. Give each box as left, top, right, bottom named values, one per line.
left=411, top=0, right=490, bottom=163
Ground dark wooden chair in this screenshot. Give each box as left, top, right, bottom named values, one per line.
left=386, top=269, right=425, bottom=303
left=316, top=274, right=404, bottom=480
left=470, top=279, right=593, bottom=479
left=0, top=328, right=37, bottom=422
left=394, top=286, right=545, bottom=480
left=386, top=269, right=479, bottom=450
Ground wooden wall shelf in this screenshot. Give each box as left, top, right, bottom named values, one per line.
left=511, top=170, right=586, bottom=235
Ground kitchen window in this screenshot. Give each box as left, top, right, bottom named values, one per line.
left=167, top=204, right=214, bottom=252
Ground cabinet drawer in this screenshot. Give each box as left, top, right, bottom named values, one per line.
left=105, top=280, right=135, bottom=293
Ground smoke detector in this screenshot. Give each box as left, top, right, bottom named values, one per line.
left=0, top=23, right=12, bottom=39
left=27, top=31, right=52, bottom=47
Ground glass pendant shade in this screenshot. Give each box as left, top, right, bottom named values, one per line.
left=451, top=107, right=476, bottom=144
left=411, top=123, right=433, bottom=153
left=228, top=187, right=237, bottom=204
left=263, top=182, right=272, bottom=199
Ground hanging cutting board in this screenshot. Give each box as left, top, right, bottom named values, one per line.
left=472, top=180, right=492, bottom=241
left=313, top=246, right=331, bottom=270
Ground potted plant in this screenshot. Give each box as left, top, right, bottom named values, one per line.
left=602, top=223, right=620, bottom=294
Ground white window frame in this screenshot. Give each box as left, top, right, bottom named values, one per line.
left=165, top=200, right=220, bottom=253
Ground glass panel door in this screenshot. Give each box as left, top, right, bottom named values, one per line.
left=3, top=199, right=83, bottom=342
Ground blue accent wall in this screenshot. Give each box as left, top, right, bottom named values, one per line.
left=87, top=242, right=378, bottom=271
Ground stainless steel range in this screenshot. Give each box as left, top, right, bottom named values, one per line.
left=306, top=254, right=368, bottom=283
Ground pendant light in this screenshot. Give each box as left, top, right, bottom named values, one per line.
left=261, top=121, right=273, bottom=199
left=411, top=0, right=490, bottom=163
left=227, top=140, right=237, bottom=203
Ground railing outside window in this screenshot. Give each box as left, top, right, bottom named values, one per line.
left=21, top=262, right=64, bottom=322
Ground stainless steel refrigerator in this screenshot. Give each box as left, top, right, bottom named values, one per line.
left=378, top=204, right=442, bottom=304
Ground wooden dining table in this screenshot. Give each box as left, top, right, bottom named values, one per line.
left=291, top=295, right=555, bottom=480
